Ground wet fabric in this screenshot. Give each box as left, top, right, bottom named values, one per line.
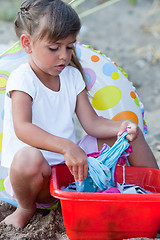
left=117, top=183, right=151, bottom=194
left=76, top=131, right=132, bottom=192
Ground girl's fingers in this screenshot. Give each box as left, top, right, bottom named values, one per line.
left=67, top=163, right=84, bottom=182
left=77, top=162, right=88, bottom=183
left=72, top=165, right=78, bottom=181
left=68, top=165, right=78, bottom=181
left=78, top=165, right=84, bottom=183
left=66, top=154, right=88, bottom=182
left=126, top=134, right=133, bottom=142
left=84, top=163, right=88, bottom=179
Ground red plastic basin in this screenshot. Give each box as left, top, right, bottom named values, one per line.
left=50, top=164, right=160, bottom=240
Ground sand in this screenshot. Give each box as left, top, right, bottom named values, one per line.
left=0, top=0, right=160, bottom=239
left=0, top=201, right=68, bottom=240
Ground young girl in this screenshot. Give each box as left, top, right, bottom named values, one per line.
left=1, top=0, right=158, bottom=229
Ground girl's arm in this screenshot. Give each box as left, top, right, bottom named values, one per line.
left=75, top=89, right=139, bottom=141
left=11, top=90, right=88, bottom=182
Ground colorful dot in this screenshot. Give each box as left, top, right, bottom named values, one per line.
left=91, top=55, right=100, bottom=62
left=130, top=91, right=140, bottom=107
left=102, top=63, right=118, bottom=76
left=83, top=68, right=96, bottom=91
left=92, top=86, right=121, bottom=110
left=111, top=72, right=119, bottom=80
left=112, top=111, right=139, bottom=125
left=130, top=91, right=136, bottom=99
left=134, top=97, right=140, bottom=107
left=0, top=179, right=5, bottom=192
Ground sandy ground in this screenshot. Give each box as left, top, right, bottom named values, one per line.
left=0, top=0, right=160, bottom=239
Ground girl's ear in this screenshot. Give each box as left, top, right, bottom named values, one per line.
left=21, top=34, right=32, bottom=54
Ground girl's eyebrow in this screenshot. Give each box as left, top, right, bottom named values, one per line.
left=53, top=39, right=77, bottom=45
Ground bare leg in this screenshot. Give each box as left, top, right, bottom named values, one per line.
left=2, top=147, right=55, bottom=228
left=97, top=129, right=159, bottom=169
left=127, top=130, right=159, bottom=169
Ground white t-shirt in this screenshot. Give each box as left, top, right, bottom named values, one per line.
left=1, top=63, right=85, bottom=168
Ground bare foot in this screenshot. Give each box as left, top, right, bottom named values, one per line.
left=1, top=206, right=36, bottom=228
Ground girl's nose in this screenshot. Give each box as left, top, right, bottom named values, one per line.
left=59, top=48, right=67, bottom=60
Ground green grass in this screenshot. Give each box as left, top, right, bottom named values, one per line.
left=0, top=0, right=138, bottom=22
left=128, top=0, right=138, bottom=5
left=0, top=0, right=22, bottom=22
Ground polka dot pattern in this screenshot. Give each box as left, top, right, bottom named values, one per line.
left=111, top=72, right=119, bottom=80
left=103, top=63, right=118, bottom=76
left=92, top=86, right=121, bottom=110
left=83, top=68, right=96, bottom=91
left=75, top=42, right=145, bottom=131
left=130, top=91, right=140, bottom=107
left=112, top=111, right=139, bottom=125
left=91, top=55, right=100, bottom=62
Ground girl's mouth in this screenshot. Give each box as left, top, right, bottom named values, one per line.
left=56, top=64, right=65, bottom=71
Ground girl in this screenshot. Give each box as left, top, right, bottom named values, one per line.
left=1, top=0, right=158, bottom=229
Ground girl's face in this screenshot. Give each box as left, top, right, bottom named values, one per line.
left=26, top=34, right=77, bottom=81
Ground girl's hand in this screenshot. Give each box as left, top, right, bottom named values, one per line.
left=118, top=120, right=139, bottom=142
left=63, top=142, right=88, bottom=183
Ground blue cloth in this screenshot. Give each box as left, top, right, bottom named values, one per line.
left=76, top=131, right=130, bottom=192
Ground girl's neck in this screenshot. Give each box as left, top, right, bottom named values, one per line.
left=28, top=62, right=61, bottom=92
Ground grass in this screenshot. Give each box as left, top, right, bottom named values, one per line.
left=0, top=0, right=22, bottom=22
left=128, top=0, right=137, bottom=5
left=0, top=0, right=138, bottom=22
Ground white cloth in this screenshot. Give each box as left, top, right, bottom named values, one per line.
left=1, top=63, right=85, bottom=168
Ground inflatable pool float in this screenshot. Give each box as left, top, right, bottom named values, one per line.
left=75, top=42, right=147, bottom=134
left=0, top=41, right=147, bottom=205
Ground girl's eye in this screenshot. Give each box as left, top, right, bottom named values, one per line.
left=48, top=46, right=73, bottom=51
left=49, top=47, right=58, bottom=51
left=67, top=46, right=73, bottom=50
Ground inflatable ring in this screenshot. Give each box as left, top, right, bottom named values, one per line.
left=0, top=41, right=147, bottom=161
left=0, top=41, right=147, bottom=205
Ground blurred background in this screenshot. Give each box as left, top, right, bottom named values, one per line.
left=0, top=0, right=160, bottom=165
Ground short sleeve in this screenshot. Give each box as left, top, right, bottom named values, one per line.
left=6, top=63, right=36, bottom=100
left=70, top=67, right=86, bottom=96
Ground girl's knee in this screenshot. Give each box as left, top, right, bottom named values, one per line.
left=11, top=147, right=49, bottom=176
